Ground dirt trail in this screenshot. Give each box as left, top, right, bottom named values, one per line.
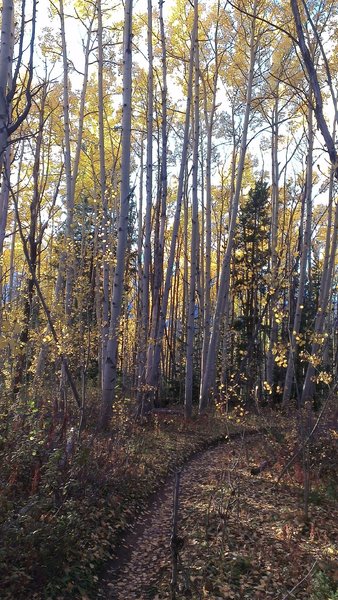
left=101, top=435, right=251, bottom=600
left=100, top=428, right=338, bottom=600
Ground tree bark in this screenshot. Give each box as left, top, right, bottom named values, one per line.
left=266, top=93, right=280, bottom=393
left=290, top=0, right=338, bottom=405
left=282, top=104, right=313, bottom=407
left=137, top=0, right=153, bottom=411
left=141, top=0, right=168, bottom=413
left=59, top=0, right=74, bottom=319
left=0, top=0, right=14, bottom=257
left=290, top=0, right=338, bottom=180
left=184, top=0, right=199, bottom=419
left=199, top=2, right=258, bottom=412
left=97, top=0, right=110, bottom=378
left=100, top=0, right=133, bottom=429
left=144, top=17, right=195, bottom=403
left=200, top=0, right=222, bottom=383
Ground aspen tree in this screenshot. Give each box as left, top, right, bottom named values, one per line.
left=266, top=93, right=280, bottom=392
left=7, top=146, right=24, bottom=307
left=184, top=0, right=199, bottom=419
left=13, top=88, right=48, bottom=392
left=0, top=0, right=14, bottom=260
left=97, top=0, right=110, bottom=376
left=0, top=0, right=13, bottom=166
left=144, top=9, right=195, bottom=405
left=200, top=0, right=224, bottom=382
left=290, top=0, right=338, bottom=405
left=137, top=0, right=153, bottom=410
left=301, top=162, right=337, bottom=404
left=199, top=0, right=258, bottom=412
left=35, top=10, right=94, bottom=381
left=135, top=134, right=144, bottom=389
left=290, top=0, right=337, bottom=180
left=142, top=0, right=168, bottom=411
left=59, top=0, right=74, bottom=318
left=282, top=104, right=313, bottom=406
left=100, top=0, right=133, bottom=429
left=0, top=0, right=37, bottom=256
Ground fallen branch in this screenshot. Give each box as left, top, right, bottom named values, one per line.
left=279, top=559, right=318, bottom=599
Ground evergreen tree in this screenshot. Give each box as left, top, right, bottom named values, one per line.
left=232, top=180, right=270, bottom=399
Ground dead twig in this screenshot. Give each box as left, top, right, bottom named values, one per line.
left=278, top=559, right=318, bottom=599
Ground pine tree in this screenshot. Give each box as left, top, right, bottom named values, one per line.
left=232, top=179, right=270, bottom=399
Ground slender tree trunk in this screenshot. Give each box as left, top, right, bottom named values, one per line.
left=301, top=162, right=338, bottom=403
left=141, top=0, right=168, bottom=412
left=0, top=0, right=13, bottom=259
left=71, top=12, right=93, bottom=195
left=100, top=0, right=133, bottom=429
left=135, top=135, right=144, bottom=388
left=185, top=0, right=199, bottom=419
left=59, top=0, right=74, bottom=319
left=144, top=21, right=195, bottom=401
left=199, top=4, right=257, bottom=412
left=290, top=0, right=338, bottom=404
left=266, top=94, right=280, bottom=393
left=13, top=88, right=47, bottom=393
left=200, top=3, right=221, bottom=381
left=290, top=0, right=337, bottom=179
left=137, top=0, right=153, bottom=410
left=97, top=0, right=110, bottom=376
left=282, top=104, right=313, bottom=407
left=0, top=0, right=13, bottom=166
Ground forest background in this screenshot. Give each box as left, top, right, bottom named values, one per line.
left=0, top=0, right=337, bottom=597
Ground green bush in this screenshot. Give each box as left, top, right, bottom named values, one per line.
left=310, top=571, right=338, bottom=600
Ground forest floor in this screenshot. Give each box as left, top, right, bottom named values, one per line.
left=0, top=399, right=244, bottom=599
left=1, top=400, right=337, bottom=599
left=101, top=421, right=338, bottom=600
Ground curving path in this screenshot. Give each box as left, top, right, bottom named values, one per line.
left=99, top=429, right=335, bottom=600
left=100, top=436, right=251, bottom=599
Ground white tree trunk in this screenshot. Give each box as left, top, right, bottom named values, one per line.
left=185, top=0, right=199, bottom=419
left=266, top=93, right=280, bottom=391
left=290, top=0, right=338, bottom=404
left=59, top=0, right=74, bottom=319
left=301, top=166, right=337, bottom=403
left=0, top=0, right=14, bottom=255
left=137, top=0, right=153, bottom=407
left=144, top=19, right=195, bottom=398
left=282, top=104, right=313, bottom=407
left=200, top=1, right=221, bottom=382
left=199, top=4, right=257, bottom=412
left=97, top=0, right=110, bottom=377
left=100, top=0, right=133, bottom=429
left=141, top=0, right=168, bottom=412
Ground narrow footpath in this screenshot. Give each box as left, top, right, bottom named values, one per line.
left=100, top=432, right=337, bottom=600
left=103, top=440, right=237, bottom=600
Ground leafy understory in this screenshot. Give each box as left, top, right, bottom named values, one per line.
left=0, top=403, right=243, bottom=599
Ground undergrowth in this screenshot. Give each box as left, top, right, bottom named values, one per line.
left=0, top=391, right=239, bottom=599
left=1, top=392, right=336, bottom=599
left=310, top=570, right=338, bottom=600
